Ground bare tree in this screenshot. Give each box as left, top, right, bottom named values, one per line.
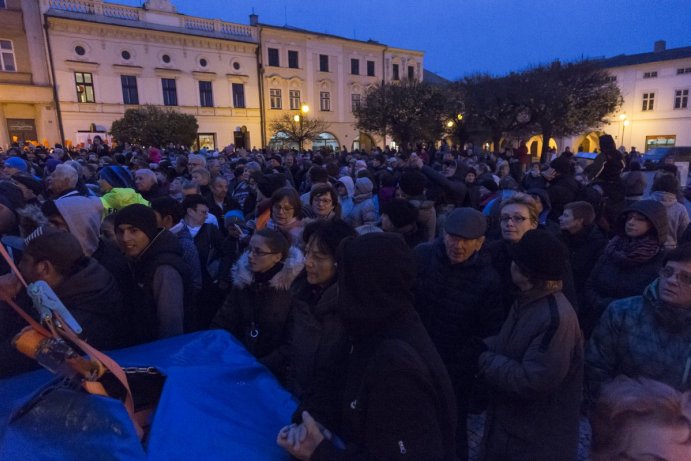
left=269, top=114, right=331, bottom=150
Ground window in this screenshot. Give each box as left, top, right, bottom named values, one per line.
left=351, top=93, right=360, bottom=112
left=161, top=54, right=171, bottom=64
left=0, top=39, right=16, bottom=72
left=319, top=54, right=329, bottom=72
left=675, top=89, right=689, bottom=109
left=643, top=71, right=658, bottom=79
left=121, top=50, right=131, bottom=60
left=320, top=91, right=330, bottom=111
left=74, top=45, right=86, bottom=56
left=677, top=68, right=691, bottom=75
left=289, top=90, right=300, bottom=110
left=121, top=75, right=139, bottom=105
left=199, top=81, right=213, bottom=107
left=0, top=1, right=6, bottom=7
left=288, top=50, right=299, bottom=69
left=642, top=92, right=655, bottom=111
left=367, top=60, right=375, bottom=77
left=232, top=83, right=245, bottom=108
left=392, top=64, right=399, bottom=81
left=162, top=78, right=177, bottom=106
left=232, top=62, right=241, bottom=71
left=408, top=65, right=415, bottom=80
left=199, top=58, right=207, bottom=68
left=351, top=59, right=359, bottom=75
left=268, top=48, right=279, bottom=67
left=606, top=75, right=617, bottom=83
left=270, top=88, right=282, bottom=109
left=75, top=72, right=95, bottom=103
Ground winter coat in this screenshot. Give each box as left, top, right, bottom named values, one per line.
left=336, top=176, right=355, bottom=220
left=585, top=279, right=691, bottom=406
left=582, top=200, right=668, bottom=337
left=420, top=165, right=467, bottom=207
left=288, top=274, right=348, bottom=430
left=343, top=178, right=377, bottom=228
left=414, top=241, right=504, bottom=384
left=311, top=233, right=457, bottom=461
left=649, top=190, right=690, bottom=249
left=561, top=224, right=608, bottom=307
left=478, top=287, right=583, bottom=461
left=211, top=246, right=303, bottom=379
left=0, top=257, right=129, bottom=378
left=124, top=229, right=193, bottom=344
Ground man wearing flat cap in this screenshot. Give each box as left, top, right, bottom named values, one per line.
left=413, top=207, right=504, bottom=461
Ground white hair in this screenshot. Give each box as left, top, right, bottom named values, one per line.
left=54, top=163, right=79, bottom=188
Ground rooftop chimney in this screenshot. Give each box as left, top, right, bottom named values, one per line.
left=250, top=13, right=258, bottom=26
left=654, top=40, right=666, bottom=53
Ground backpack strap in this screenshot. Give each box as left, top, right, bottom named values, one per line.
left=539, top=294, right=560, bottom=353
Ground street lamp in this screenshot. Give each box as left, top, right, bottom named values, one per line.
left=619, top=113, right=627, bottom=148
left=294, top=104, right=309, bottom=151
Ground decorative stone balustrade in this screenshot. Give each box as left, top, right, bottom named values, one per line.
left=45, top=0, right=257, bottom=40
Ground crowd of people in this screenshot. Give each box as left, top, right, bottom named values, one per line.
left=1, top=133, right=691, bottom=460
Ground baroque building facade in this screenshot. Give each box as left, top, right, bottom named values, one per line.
left=2, top=0, right=423, bottom=150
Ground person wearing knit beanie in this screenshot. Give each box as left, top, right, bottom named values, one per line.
left=0, top=180, right=25, bottom=235
left=98, top=165, right=134, bottom=191
left=113, top=204, right=160, bottom=257
left=510, top=229, right=567, bottom=281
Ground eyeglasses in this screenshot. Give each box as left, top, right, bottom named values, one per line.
left=312, top=198, right=333, bottom=205
left=272, top=205, right=294, bottom=214
left=248, top=247, right=278, bottom=257
left=500, top=215, right=529, bottom=224
left=659, top=266, right=691, bottom=286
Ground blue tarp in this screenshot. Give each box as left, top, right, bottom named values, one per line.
left=0, top=330, right=296, bottom=460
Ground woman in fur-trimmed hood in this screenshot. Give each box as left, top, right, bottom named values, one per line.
left=211, top=228, right=304, bottom=382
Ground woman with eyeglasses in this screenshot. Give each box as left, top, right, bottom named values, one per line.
left=486, top=193, right=578, bottom=314
left=210, top=228, right=304, bottom=380
left=308, top=184, right=341, bottom=221
left=266, top=187, right=304, bottom=246
left=582, top=200, right=668, bottom=338
left=286, top=219, right=356, bottom=428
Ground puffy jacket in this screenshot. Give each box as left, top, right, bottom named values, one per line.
left=649, top=190, right=690, bottom=249
left=585, top=279, right=691, bottom=406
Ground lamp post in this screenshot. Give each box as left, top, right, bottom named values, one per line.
left=619, top=113, right=627, bottom=148
left=294, top=104, right=309, bottom=151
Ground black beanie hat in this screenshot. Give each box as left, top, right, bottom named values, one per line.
left=381, top=198, right=418, bottom=228
left=550, top=155, right=572, bottom=176
left=510, top=229, right=567, bottom=281
left=0, top=180, right=26, bottom=220
left=113, top=204, right=160, bottom=241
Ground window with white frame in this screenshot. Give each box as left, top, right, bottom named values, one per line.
left=643, top=71, right=658, bottom=79
left=642, top=92, right=655, bottom=111
left=677, top=68, right=691, bottom=75
left=674, top=89, right=689, bottom=109
left=270, top=88, right=282, bottom=109
left=0, top=39, right=16, bottom=72
left=289, top=90, right=300, bottom=110
left=75, top=72, right=95, bottom=103
left=351, top=93, right=360, bottom=112
left=320, top=91, right=330, bottom=111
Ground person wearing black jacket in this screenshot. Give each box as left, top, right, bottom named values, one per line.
left=414, top=207, right=503, bottom=461
left=278, top=233, right=457, bottom=461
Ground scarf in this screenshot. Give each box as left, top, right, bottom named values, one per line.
left=605, top=234, right=661, bottom=265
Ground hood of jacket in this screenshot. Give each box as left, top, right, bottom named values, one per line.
left=54, top=196, right=103, bottom=256
left=232, top=245, right=304, bottom=290
left=353, top=177, right=373, bottom=203
left=336, top=176, right=355, bottom=198
left=618, top=199, right=669, bottom=244
left=650, top=190, right=679, bottom=208
left=337, top=233, right=414, bottom=337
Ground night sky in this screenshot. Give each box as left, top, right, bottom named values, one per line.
left=117, top=0, right=691, bottom=80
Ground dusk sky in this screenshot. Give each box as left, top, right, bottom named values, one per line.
left=119, top=0, right=691, bottom=80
